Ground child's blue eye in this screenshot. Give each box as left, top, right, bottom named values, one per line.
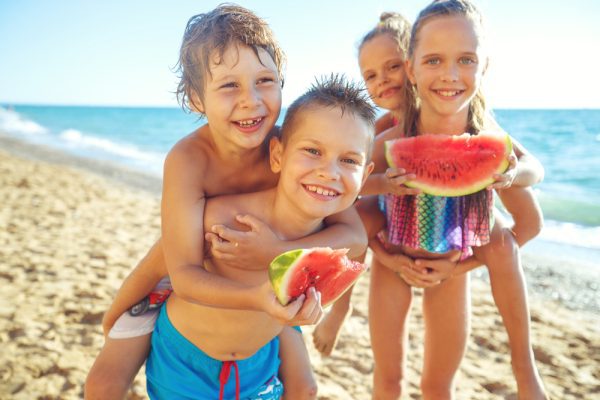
left=364, top=73, right=375, bottom=81
left=220, top=82, right=237, bottom=89
left=459, top=57, right=476, bottom=65
left=426, top=58, right=440, bottom=65
left=342, top=158, right=361, bottom=166
left=304, top=148, right=320, bottom=156
left=257, top=77, right=275, bottom=85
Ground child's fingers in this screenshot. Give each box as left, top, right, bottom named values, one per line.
left=235, top=214, right=266, bottom=232
left=210, top=224, right=245, bottom=244
left=302, top=289, right=323, bottom=324
left=385, top=167, right=407, bottom=178
left=280, top=294, right=305, bottom=321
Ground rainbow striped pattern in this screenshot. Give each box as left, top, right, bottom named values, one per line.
left=379, top=193, right=493, bottom=259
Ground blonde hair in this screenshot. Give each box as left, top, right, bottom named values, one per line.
left=358, top=12, right=412, bottom=60
left=175, top=4, right=286, bottom=114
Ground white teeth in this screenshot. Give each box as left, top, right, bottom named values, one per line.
left=306, top=185, right=338, bottom=197
left=437, top=90, right=460, bottom=97
left=238, top=118, right=262, bottom=127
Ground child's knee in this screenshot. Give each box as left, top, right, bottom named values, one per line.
left=488, top=227, right=519, bottom=259
left=377, top=376, right=403, bottom=398
left=374, top=368, right=406, bottom=398
left=283, top=378, right=318, bottom=400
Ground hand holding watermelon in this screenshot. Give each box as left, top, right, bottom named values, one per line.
left=258, top=280, right=324, bottom=326
left=382, top=167, right=422, bottom=196
left=385, top=132, right=512, bottom=197
left=487, top=152, right=518, bottom=190
left=268, top=247, right=367, bottom=308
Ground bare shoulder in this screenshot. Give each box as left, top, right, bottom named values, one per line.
left=167, top=126, right=211, bottom=165
left=163, top=126, right=212, bottom=189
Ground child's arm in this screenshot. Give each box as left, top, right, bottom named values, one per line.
left=161, top=144, right=313, bottom=323
left=101, top=240, right=166, bottom=335
left=207, top=205, right=369, bottom=270
left=489, top=137, right=544, bottom=189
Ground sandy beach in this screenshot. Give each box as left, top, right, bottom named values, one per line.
left=1, top=135, right=599, bottom=399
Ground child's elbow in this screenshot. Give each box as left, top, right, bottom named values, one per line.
left=514, top=208, right=544, bottom=246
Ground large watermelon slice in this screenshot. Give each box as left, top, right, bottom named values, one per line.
left=385, top=132, right=512, bottom=197
left=269, top=247, right=366, bottom=307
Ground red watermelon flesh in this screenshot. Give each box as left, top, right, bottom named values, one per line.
left=385, top=132, right=512, bottom=197
left=269, top=248, right=366, bottom=307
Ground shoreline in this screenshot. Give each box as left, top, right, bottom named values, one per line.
left=1, top=132, right=599, bottom=399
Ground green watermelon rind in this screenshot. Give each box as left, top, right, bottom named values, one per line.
left=269, top=249, right=305, bottom=305
left=385, top=132, right=513, bottom=197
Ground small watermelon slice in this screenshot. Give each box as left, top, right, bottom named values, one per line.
left=269, top=247, right=367, bottom=307
left=385, top=132, right=512, bottom=197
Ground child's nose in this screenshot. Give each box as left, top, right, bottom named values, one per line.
left=441, top=63, right=459, bottom=82
left=317, top=160, right=340, bottom=180
left=239, top=86, right=261, bottom=108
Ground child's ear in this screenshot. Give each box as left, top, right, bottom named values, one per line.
left=189, top=92, right=205, bottom=113
left=361, top=161, right=375, bottom=188
left=269, top=137, right=283, bottom=173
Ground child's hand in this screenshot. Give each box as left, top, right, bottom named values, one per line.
left=397, top=258, right=457, bottom=288
left=382, top=168, right=421, bottom=196
left=368, top=237, right=416, bottom=273
left=206, top=214, right=280, bottom=270
left=258, top=282, right=323, bottom=326
left=488, top=153, right=517, bottom=190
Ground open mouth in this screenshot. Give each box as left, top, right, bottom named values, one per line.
left=379, top=87, right=401, bottom=99
left=235, top=117, right=264, bottom=129
left=434, top=89, right=465, bottom=98
left=303, top=184, right=340, bottom=198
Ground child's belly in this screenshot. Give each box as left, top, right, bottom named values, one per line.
left=166, top=293, right=282, bottom=361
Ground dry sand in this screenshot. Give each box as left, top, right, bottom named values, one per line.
left=1, top=138, right=599, bottom=399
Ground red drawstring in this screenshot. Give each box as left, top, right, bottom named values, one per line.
left=218, top=360, right=240, bottom=400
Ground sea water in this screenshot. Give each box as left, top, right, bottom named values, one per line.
left=1, top=105, right=599, bottom=261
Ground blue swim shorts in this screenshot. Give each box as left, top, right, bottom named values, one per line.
left=146, top=305, right=283, bottom=400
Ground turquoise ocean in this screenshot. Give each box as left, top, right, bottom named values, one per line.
left=2, top=105, right=599, bottom=264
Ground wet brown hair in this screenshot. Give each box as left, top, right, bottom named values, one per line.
left=175, top=3, right=286, bottom=114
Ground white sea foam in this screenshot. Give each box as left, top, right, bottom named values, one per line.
left=57, top=129, right=164, bottom=175
left=539, top=220, right=600, bottom=250
left=0, top=107, right=47, bottom=135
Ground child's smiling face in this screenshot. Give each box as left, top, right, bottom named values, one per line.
left=359, top=33, right=407, bottom=114
left=271, top=106, right=373, bottom=220
left=407, top=15, right=487, bottom=121
left=199, top=44, right=282, bottom=150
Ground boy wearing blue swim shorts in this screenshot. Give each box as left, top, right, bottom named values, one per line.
left=147, top=75, right=375, bottom=399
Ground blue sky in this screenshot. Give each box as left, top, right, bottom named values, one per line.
left=1, top=0, right=599, bottom=109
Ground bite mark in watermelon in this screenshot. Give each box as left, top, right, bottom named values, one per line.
left=269, top=247, right=366, bottom=307
left=385, top=132, right=512, bottom=197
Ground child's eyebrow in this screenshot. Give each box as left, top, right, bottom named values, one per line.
left=299, top=138, right=366, bottom=158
